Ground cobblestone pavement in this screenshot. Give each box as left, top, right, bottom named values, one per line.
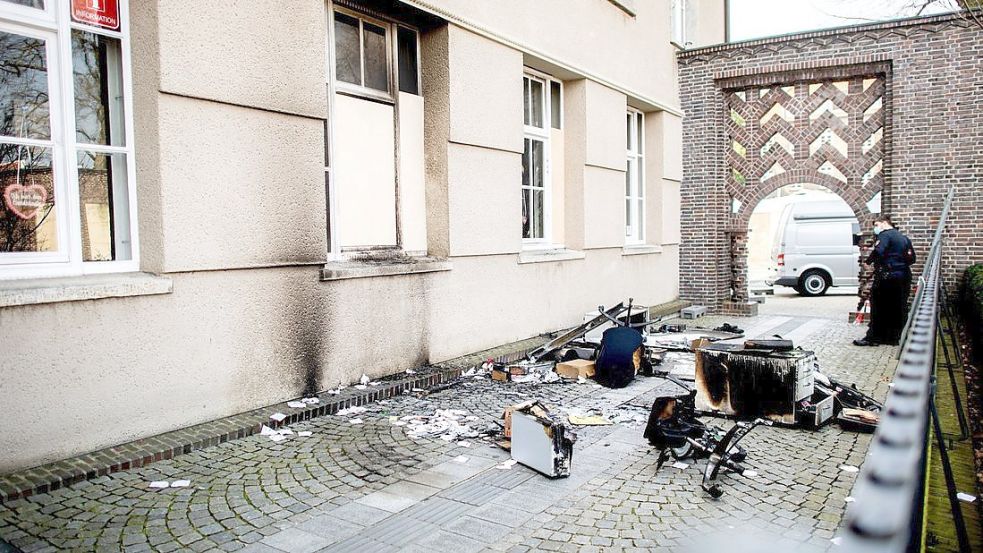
left=0, top=298, right=899, bottom=552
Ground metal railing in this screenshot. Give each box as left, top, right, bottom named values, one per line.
left=840, top=187, right=969, bottom=553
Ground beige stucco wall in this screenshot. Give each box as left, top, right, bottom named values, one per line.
left=156, top=95, right=328, bottom=270
left=414, top=0, right=690, bottom=107
left=156, top=0, right=326, bottom=119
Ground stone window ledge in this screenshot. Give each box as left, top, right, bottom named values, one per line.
left=517, top=248, right=586, bottom=265
left=622, top=244, right=664, bottom=256
left=0, top=272, right=173, bottom=308
left=320, top=257, right=452, bottom=281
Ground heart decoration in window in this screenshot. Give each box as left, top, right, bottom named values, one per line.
left=3, top=183, right=48, bottom=220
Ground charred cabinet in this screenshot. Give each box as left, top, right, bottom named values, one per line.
left=695, top=344, right=815, bottom=425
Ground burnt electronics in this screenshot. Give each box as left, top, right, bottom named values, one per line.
left=695, top=342, right=816, bottom=425
left=583, top=305, right=649, bottom=344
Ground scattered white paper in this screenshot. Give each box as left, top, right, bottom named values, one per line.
left=743, top=470, right=758, bottom=477
left=302, top=397, right=320, bottom=404
left=457, top=441, right=471, bottom=448
left=844, top=496, right=855, bottom=503
left=278, top=428, right=293, bottom=435
left=957, top=492, right=977, bottom=503
left=453, top=455, right=469, bottom=464
left=671, top=462, right=689, bottom=470
left=355, top=385, right=367, bottom=390
left=497, top=459, right=518, bottom=470
left=327, top=389, right=341, bottom=395
left=349, top=418, right=363, bottom=425
left=287, top=401, right=306, bottom=409
left=369, top=381, right=381, bottom=386
left=577, top=376, right=587, bottom=385
left=269, top=413, right=287, bottom=423
left=269, top=434, right=286, bottom=442
left=148, top=481, right=169, bottom=489
left=391, top=421, right=406, bottom=427
left=337, top=406, right=367, bottom=417
left=406, top=369, right=416, bottom=375
left=260, top=425, right=277, bottom=436
left=360, top=374, right=371, bottom=385
left=412, top=388, right=425, bottom=393
left=830, top=537, right=843, bottom=546
left=592, top=384, right=603, bottom=389
left=298, top=431, right=313, bottom=437
left=170, top=480, right=191, bottom=488
left=839, top=465, right=859, bottom=473
left=440, top=434, right=455, bottom=441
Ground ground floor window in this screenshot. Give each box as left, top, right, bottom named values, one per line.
left=626, top=109, right=645, bottom=244
left=522, top=71, right=560, bottom=245
left=0, top=0, right=137, bottom=278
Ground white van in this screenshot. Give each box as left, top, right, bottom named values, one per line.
left=769, top=200, right=860, bottom=296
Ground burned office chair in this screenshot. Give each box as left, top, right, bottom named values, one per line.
left=643, top=374, right=770, bottom=498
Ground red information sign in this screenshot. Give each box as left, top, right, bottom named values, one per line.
left=71, top=0, right=120, bottom=31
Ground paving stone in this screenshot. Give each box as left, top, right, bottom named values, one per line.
left=260, top=527, right=333, bottom=553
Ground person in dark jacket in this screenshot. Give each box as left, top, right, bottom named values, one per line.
left=853, top=215, right=915, bottom=346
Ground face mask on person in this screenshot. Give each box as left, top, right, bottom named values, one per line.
left=873, top=226, right=882, bottom=235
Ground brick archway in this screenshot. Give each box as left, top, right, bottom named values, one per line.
left=699, top=67, right=888, bottom=314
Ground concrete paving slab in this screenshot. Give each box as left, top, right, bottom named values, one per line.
left=260, top=528, right=334, bottom=553
left=325, top=502, right=390, bottom=526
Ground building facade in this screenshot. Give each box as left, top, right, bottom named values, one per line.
left=0, top=0, right=724, bottom=472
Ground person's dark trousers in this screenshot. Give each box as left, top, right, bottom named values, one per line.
left=865, top=274, right=911, bottom=344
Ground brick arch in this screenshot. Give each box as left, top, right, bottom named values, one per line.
left=734, top=170, right=878, bottom=229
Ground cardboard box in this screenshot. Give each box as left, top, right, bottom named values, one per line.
left=502, top=400, right=536, bottom=438
left=555, top=359, right=596, bottom=380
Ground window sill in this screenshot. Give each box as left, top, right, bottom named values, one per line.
left=320, top=256, right=452, bottom=281
left=622, top=244, right=664, bottom=256
left=517, top=248, right=586, bottom=265
left=0, top=272, right=173, bottom=309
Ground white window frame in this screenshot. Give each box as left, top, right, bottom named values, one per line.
left=626, top=108, right=645, bottom=245
left=331, top=7, right=396, bottom=104
left=522, top=69, right=561, bottom=248
left=324, top=3, right=422, bottom=259
left=0, top=0, right=139, bottom=280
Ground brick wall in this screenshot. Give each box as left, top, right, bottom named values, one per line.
left=677, top=13, right=983, bottom=312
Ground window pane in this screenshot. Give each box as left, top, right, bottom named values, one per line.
left=334, top=13, right=361, bottom=85
left=522, top=188, right=531, bottom=239
left=530, top=139, right=544, bottom=189
left=636, top=198, right=644, bottom=236
left=0, top=143, right=57, bottom=253
left=627, top=158, right=636, bottom=197
left=78, top=150, right=130, bottom=261
left=0, top=30, right=51, bottom=140
left=626, top=113, right=633, bottom=150
left=531, top=189, right=544, bottom=239
left=1, top=0, right=44, bottom=8
left=72, top=30, right=125, bottom=146
left=397, top=27, right=419, bottom=95
left=625, top=198, right=632, bottom=237
left=528, top=79, right=543, bottom=128
left=523, top=78, right=531, bottom=126
left=522, top=138, right=531, bottom=188
left=637, top=114, right=644, bottom=153
left=363, top=22, right=388, bottom=92
left=550, top=81, right=561, bottom=129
